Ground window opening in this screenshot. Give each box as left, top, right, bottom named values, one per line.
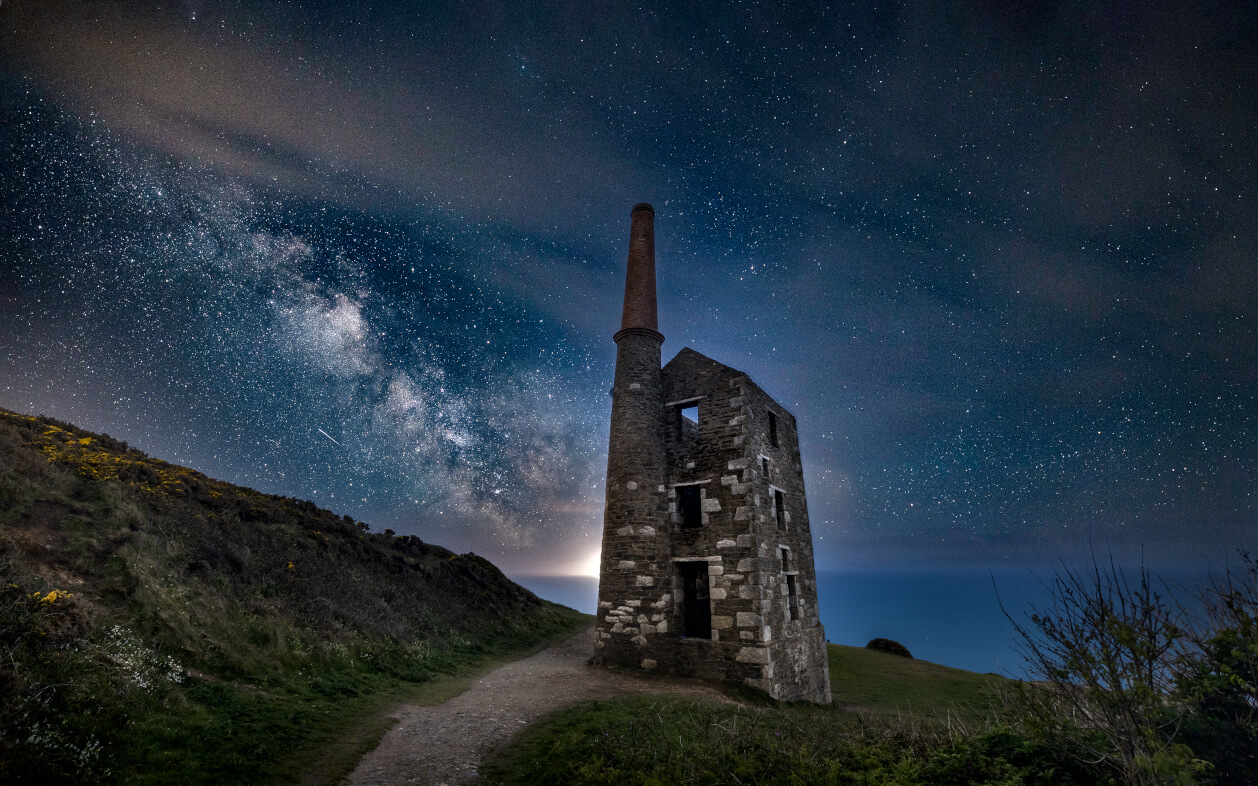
left=786, top=574, right=799, bottom=621
left=768, top=410, right=778, bottom=447
left=780, top=547, right=790, bottom=572
left=678, top=485, right=702, bottom=529
left=774, top=489, right=786, bottom=530
left=679, top=562, right=711, bottom=638
left=761, top=456, right=771, bottom=480
left=676, top=403, right=699, bottom=441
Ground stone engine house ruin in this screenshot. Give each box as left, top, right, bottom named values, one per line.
left=593, top=203, right=831, bottom=703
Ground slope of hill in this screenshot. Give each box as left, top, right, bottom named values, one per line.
left=481, top=645, right=1082, bottom=785
left=0, top=407, right=587, bottom=784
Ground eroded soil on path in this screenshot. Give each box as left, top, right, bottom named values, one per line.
left=344, top=626, right=731, bottom=785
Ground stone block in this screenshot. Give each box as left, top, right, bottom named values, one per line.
left=640, top=624, right=656, bottom=635
left=731, top=483, right=751, bottom=495
left=728, top=458, right=749, bottom=470
left=720, top=474, right=738, bottom=486
left=639, top=525, right=656, bottom=536
left=626, top=481, right=638, bottom=490
left=736, top=646, right=770, bottom=665
left=618, top=560, right=636, bottom=569
left=656, top=620, right=668, bottom=633
left=711, top=615, right=734, bottom=630
left=710, top=588, right=727, bottom=600
left=641, top=658, right=657, bottom=669
left=737, top=558, right=756, bottom=572
left=635, top=575, right=655, bottom=587
left=716, top=539, right=737, bottom=548
left=701, top=498, right=721, bottom=512
left=737, top=612, right=763, bottom=627
left=627, top=600, right=641, bottom=607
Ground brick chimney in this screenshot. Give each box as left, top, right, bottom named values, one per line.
left=614, top=203, right=664, bottom=344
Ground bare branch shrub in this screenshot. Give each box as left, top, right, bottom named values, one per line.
left=1003, top=559, right=1201, bottom=786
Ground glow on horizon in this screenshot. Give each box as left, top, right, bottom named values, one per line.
left=579, top=547, right=601, bottom=578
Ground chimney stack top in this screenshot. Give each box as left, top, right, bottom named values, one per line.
left=614, top=203, right=664, bottom=344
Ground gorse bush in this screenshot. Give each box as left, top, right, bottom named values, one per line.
left=0, top=570, right=152, bottom=784
left=0, top=408, right=587, bottom=783
left=866, top=638, right=913, bottom=658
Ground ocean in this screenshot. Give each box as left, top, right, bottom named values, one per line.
left=510, top=566, right=1205, bottom=676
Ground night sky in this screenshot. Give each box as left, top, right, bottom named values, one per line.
left=1, top=1, right=1254, bottom=576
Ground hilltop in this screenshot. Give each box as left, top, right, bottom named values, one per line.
left=0, top=407, right=586, bottom=784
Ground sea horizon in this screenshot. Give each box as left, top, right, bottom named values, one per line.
left=511, top=563, right=1217, bottom=676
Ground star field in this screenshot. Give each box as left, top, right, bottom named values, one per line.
left=1, top=1, right=1254, bottom=573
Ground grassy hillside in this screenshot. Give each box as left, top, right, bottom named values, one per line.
left=481, top=646, right=1093, bottom=785
left=0, top=407, right=588, bottom=784
left=828, top=644, right=1006, bottom=727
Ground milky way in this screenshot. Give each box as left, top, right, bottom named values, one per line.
left=1, top=1, right=1255, bottom=572
left=0, top=94, right=607, bottom=570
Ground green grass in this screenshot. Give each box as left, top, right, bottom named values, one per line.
left=479, top=646, right=1089, bottom=785
left=0, top=407, right=593, bottom=784
left=828, top=644, right=1008, bottom=726
left=121, top=616, right=593, bottom=786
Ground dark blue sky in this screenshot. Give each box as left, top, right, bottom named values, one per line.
left=1, top=1, right=1254, bottom=575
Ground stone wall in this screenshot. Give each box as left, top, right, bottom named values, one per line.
left=593, top=330, right=674, bottom=669
left=594, top=328, right=830, bottom=703
left=656, top=348, right=831, bottom=703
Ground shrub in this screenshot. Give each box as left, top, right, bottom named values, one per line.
left=866, top=638, right=913, bottom=658
left=1176, top=553, right=1258, bottom=784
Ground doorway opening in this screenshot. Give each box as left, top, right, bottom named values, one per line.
left=679, top=562, right=711, bottom=639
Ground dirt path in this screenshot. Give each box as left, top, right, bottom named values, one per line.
left=344, top=626, right=731, bottom=785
